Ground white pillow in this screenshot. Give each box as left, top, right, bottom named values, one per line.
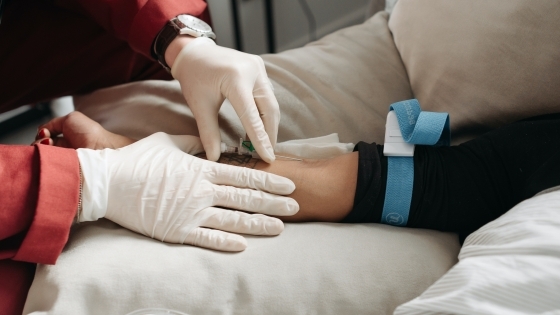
left=24, top=222, right=458, bottom=315
left=394, top=190, right=560, bottom=315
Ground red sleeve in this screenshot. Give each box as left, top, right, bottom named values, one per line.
left=56, top=0, right=210, bottom=59
left=0, top=144, right=79, bottom=314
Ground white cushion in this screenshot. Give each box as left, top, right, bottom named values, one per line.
left=24, top=222, right=458, bottom=315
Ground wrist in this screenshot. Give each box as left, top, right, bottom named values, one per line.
left=76, top=149, right=109, bottom=222
left=164, top=35, right=196, bottom=69
left=169, top=37, right=216, bottom=77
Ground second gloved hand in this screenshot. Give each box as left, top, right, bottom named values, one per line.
left=76, top=133, right=299, bottom=251
left=171, top=38, right=279, bottom=163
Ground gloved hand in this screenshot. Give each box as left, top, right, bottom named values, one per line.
left=76, top=132, right=298, bottom=251
left=171, top=37, right=279, bottom=163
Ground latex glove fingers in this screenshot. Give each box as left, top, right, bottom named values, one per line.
left=227, top=80, right=276, bottom=163
left=211, top=184, right=299, bottom=216
left=187, top=96, right=226, bottom=162
left=171, top=38, right=279, bottom=163
left=78, top=132, right=297, bottom=252
left=201, top=207, right=284, bottom=235
left=183, top=227, right=248, bottom=252
left=210, top=162, right=296, bottom=195
left=252, top=77, right=280, bottom=150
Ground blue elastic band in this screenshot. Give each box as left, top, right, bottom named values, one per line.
left=381, top=99, right=450, bottom=226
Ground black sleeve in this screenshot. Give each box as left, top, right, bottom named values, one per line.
left=343, top=114, right=560, bottom=238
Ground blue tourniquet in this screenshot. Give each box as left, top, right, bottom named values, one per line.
left=381, top=99, right=450, bottom=226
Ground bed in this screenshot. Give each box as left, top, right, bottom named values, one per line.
left=23, top=0, right=560, bottom=314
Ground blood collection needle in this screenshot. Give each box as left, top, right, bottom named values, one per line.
left=275, top=155, right=302, bottom=161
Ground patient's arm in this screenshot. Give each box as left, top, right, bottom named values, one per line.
left=35, top=112, right=560, bottom=238
left=197, top=152, right=359, bottom=222
left=35, top=112, right=359, bottom=222
left=204, top=115, right=560, bottom=238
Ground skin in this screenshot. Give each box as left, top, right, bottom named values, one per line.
left=196, top=152, right=359, bottom=222
left=34, top=112, right=359, bottom=222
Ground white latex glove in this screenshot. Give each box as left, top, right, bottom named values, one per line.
left=76, top=132, right=298, bottom=252
left=171, top=37, right=279, bottom=163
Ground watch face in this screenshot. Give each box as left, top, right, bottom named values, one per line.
left=177, top=15, right=212, bottom=33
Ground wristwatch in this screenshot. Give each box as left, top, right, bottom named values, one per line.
left=152, top=14, right=217, bottom=72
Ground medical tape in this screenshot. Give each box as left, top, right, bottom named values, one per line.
left=381, top=99, right=450, bottom=226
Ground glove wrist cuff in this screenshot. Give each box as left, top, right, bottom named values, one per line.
left=76, top=149, right=109, bottom=222
left=170, top=37, right=217, bottom=79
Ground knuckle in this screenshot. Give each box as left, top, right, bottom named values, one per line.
left=252, top=55, right=264, bottom=65
left=193, top=229, right=208, bottom=247
left=269, top=101, right=280, bottom=115
left=237, top=167, right=251, bottom=187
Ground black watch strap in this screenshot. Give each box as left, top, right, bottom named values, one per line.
left=152, top=19, right=180, bottom=73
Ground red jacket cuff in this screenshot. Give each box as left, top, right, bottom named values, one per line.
left=13, top=145, right=79, bottom=265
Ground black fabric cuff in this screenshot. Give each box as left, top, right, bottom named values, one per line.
left=341, top=142, right=387, bottom=223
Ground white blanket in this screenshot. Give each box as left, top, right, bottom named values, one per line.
left=395, top=189, right=560, bottom=314
left=24, top=222, right=459, bottom=315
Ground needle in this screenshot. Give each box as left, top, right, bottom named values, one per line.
left=275, top=155, right=302, bottom=161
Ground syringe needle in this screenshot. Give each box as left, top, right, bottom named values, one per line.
left=275, top=155, right=302, bottom=161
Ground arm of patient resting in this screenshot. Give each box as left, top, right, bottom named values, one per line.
left=196, top=151, right=359, bottom=222
left=204, top=115, right=560, bottom=241
left=75, top=133, right=299, bottom=252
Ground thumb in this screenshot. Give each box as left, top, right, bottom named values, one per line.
left=38, top=115, right=68, bottom=138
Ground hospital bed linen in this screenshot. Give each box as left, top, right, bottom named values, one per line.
left=24, top=221, right=458, bottom=315
left=395, top=188, right=560, bottom=314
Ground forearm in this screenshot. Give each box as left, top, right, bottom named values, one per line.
left=409, top=114, right=560, bottom=235
left=199, top=152, right=359, bottom=222
left=208, top=115, right=560, bottom=237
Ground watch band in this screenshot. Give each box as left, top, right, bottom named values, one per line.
left=152, top=15, right=216, bottom=73
left=152, top=19, right=181, bottom=73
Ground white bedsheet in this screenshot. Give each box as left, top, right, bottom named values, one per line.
left=395, top=189, right=560, bottom=315
left=24, top=222, right=459, bottom=315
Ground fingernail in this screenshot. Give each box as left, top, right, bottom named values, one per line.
left=40, top=139, right=51, bottom=145
left=37, top=129, right=46, bottom=138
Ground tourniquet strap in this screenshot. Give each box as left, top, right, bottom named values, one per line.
left=381, top=99, right=450, bottom=226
